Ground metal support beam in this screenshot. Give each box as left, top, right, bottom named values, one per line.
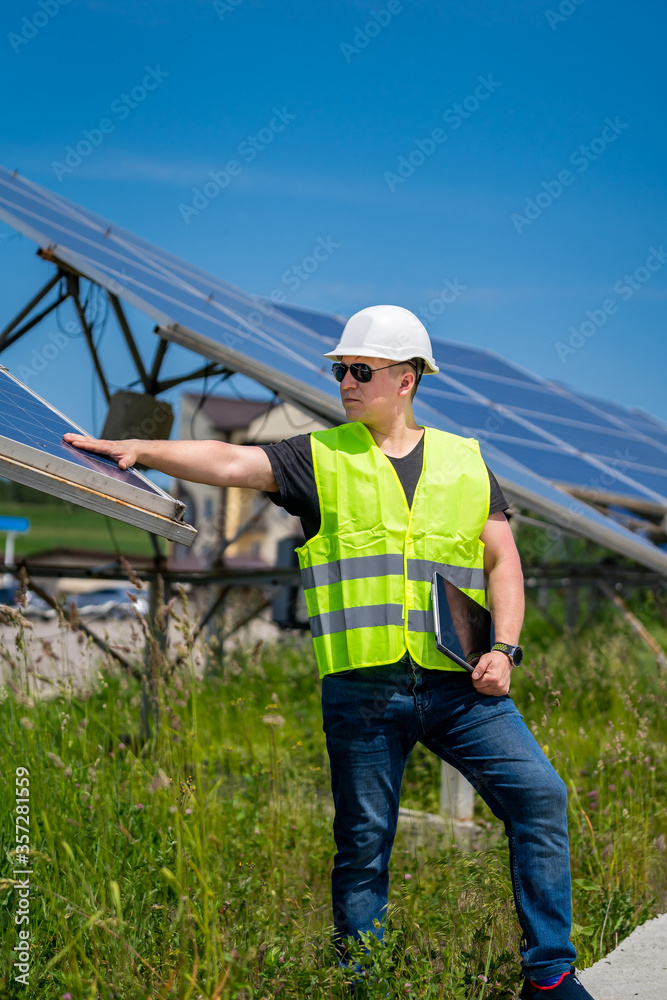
left=66, top=274, right=111, bottom=404
left=140, top=535, right=168, bottom=741
left=153, top=363, right=230, bottom=395
left=0, top=271, right=62, bottom=351
left=440, top=761, right=475, bottom=821
left=211, top=498, right=271, bottom=564
left=107, top=292, right=150, bottom=392
left=598, top=580, right=667, bottom=670
left=148, top=335, right=169, bottom=393
left=0, top=293, right=68, bottom=353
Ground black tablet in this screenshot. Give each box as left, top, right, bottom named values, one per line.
left=430, top=571, right=494, bottom=673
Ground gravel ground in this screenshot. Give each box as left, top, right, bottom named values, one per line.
left=0, top=599, right=283, bottom=699
left=577, top=913, right=667, bottom=999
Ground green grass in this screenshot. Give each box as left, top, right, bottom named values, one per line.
left=0, top=595, right=665, bottom=999
left=0, top=498, right=165, bottom=558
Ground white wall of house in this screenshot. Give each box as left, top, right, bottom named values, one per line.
left=172, top=396, right=327, bottom=567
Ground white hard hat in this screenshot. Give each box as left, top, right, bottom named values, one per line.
left=324, top=305, right=439, bottom=374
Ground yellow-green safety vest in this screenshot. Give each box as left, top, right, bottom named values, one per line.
left=295, top=421, right=490, bottom=678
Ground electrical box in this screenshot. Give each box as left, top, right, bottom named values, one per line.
left=101, top=391, right=173, bottom=441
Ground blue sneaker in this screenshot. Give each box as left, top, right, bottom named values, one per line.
left=520, top=970, right=595, bottom=999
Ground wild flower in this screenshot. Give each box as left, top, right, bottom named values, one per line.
left=19, top=717, right=34, bottom=730
left=262, top=713, right=285, bottom=726
left=148, top=768, right=171, bottom=793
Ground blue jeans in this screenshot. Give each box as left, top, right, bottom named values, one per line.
left=321, top=654, right=576, bottom=980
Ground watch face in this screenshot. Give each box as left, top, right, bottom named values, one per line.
left=513, top=646, right=523, bottom=666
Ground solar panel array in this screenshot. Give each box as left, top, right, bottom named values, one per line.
left=0, top=165, right=664, bottom=571
left=274, top=302, right=667, bottom=508
left=0, top=166, right=343, bottom=421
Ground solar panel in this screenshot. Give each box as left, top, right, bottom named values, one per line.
left=0, top=166, right=346, bottom=425
left=0, top=165, right=665, bottom=573
left=412, top=397, right=667, bottom=573
left=429, top=343, right=667, bottom=505
left=0, top=366, right=196, bottom=544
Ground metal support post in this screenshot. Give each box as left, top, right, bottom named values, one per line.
left=440, top=760, right=475, bottom=821
left=140, top=538, right=168, bottom=742
left=107, top=292, right=151, bottom=392
left=148, top=336, right=169, bottom=393
left=66, top=274, right=111, bottom=404
left=0, top=271, right=62, bottom=351
left=0, top=292, right=68, bottom=353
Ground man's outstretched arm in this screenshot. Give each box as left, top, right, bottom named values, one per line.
left=62, top=433, right=279, bottom=491
left=471, top=510, right=525, bottom=696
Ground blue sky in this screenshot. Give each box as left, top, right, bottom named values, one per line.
left=1, top=0, right=666, bottom=436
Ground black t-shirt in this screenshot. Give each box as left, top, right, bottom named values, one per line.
left=260, top=430, right=509, bottom=541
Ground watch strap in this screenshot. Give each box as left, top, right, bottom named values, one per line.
left=492, top=642, right=515, bottom=657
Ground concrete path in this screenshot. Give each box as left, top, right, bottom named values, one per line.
left=577, top=913, right=667, bottom=999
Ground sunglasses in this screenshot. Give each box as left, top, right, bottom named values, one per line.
left=332, top=360, right=418, bottom=383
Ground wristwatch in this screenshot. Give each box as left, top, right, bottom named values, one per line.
left=491, top=642, right=523, bottom=666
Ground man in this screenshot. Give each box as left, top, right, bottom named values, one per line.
left=64, top=304, right=595, bottom=999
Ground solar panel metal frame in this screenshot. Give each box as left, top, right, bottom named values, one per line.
left=155, top=320, right=346, bottom=426
left=0, top=366, right=196, bottom=545
left=1, top=165, right=666, bottom=573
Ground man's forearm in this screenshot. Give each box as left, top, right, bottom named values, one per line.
left=486, top=557, right=525, bottom=645
left=133, top=439, right=233, bottom=485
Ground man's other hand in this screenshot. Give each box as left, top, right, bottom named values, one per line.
left=471, top=649, right=512, bottom=696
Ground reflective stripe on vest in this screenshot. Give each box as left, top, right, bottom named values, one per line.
left=300, top=556, right=485, bottom=593
left=309, top=603, right=405, bottom=638
left=295, top=421, right=490, bottom=678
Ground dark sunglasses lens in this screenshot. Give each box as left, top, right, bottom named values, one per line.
left=352, top=364, right=373, bottom=382
left=332, top=364, right=346, bottom=382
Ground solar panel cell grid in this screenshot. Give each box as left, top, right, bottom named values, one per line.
left=0, top=370, right=161, bottom=493
left=432, top=344, right=540, bottom=383
left=417, top=392, right=551, bottom=444
left=494, top=441, right=651, bottom=499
